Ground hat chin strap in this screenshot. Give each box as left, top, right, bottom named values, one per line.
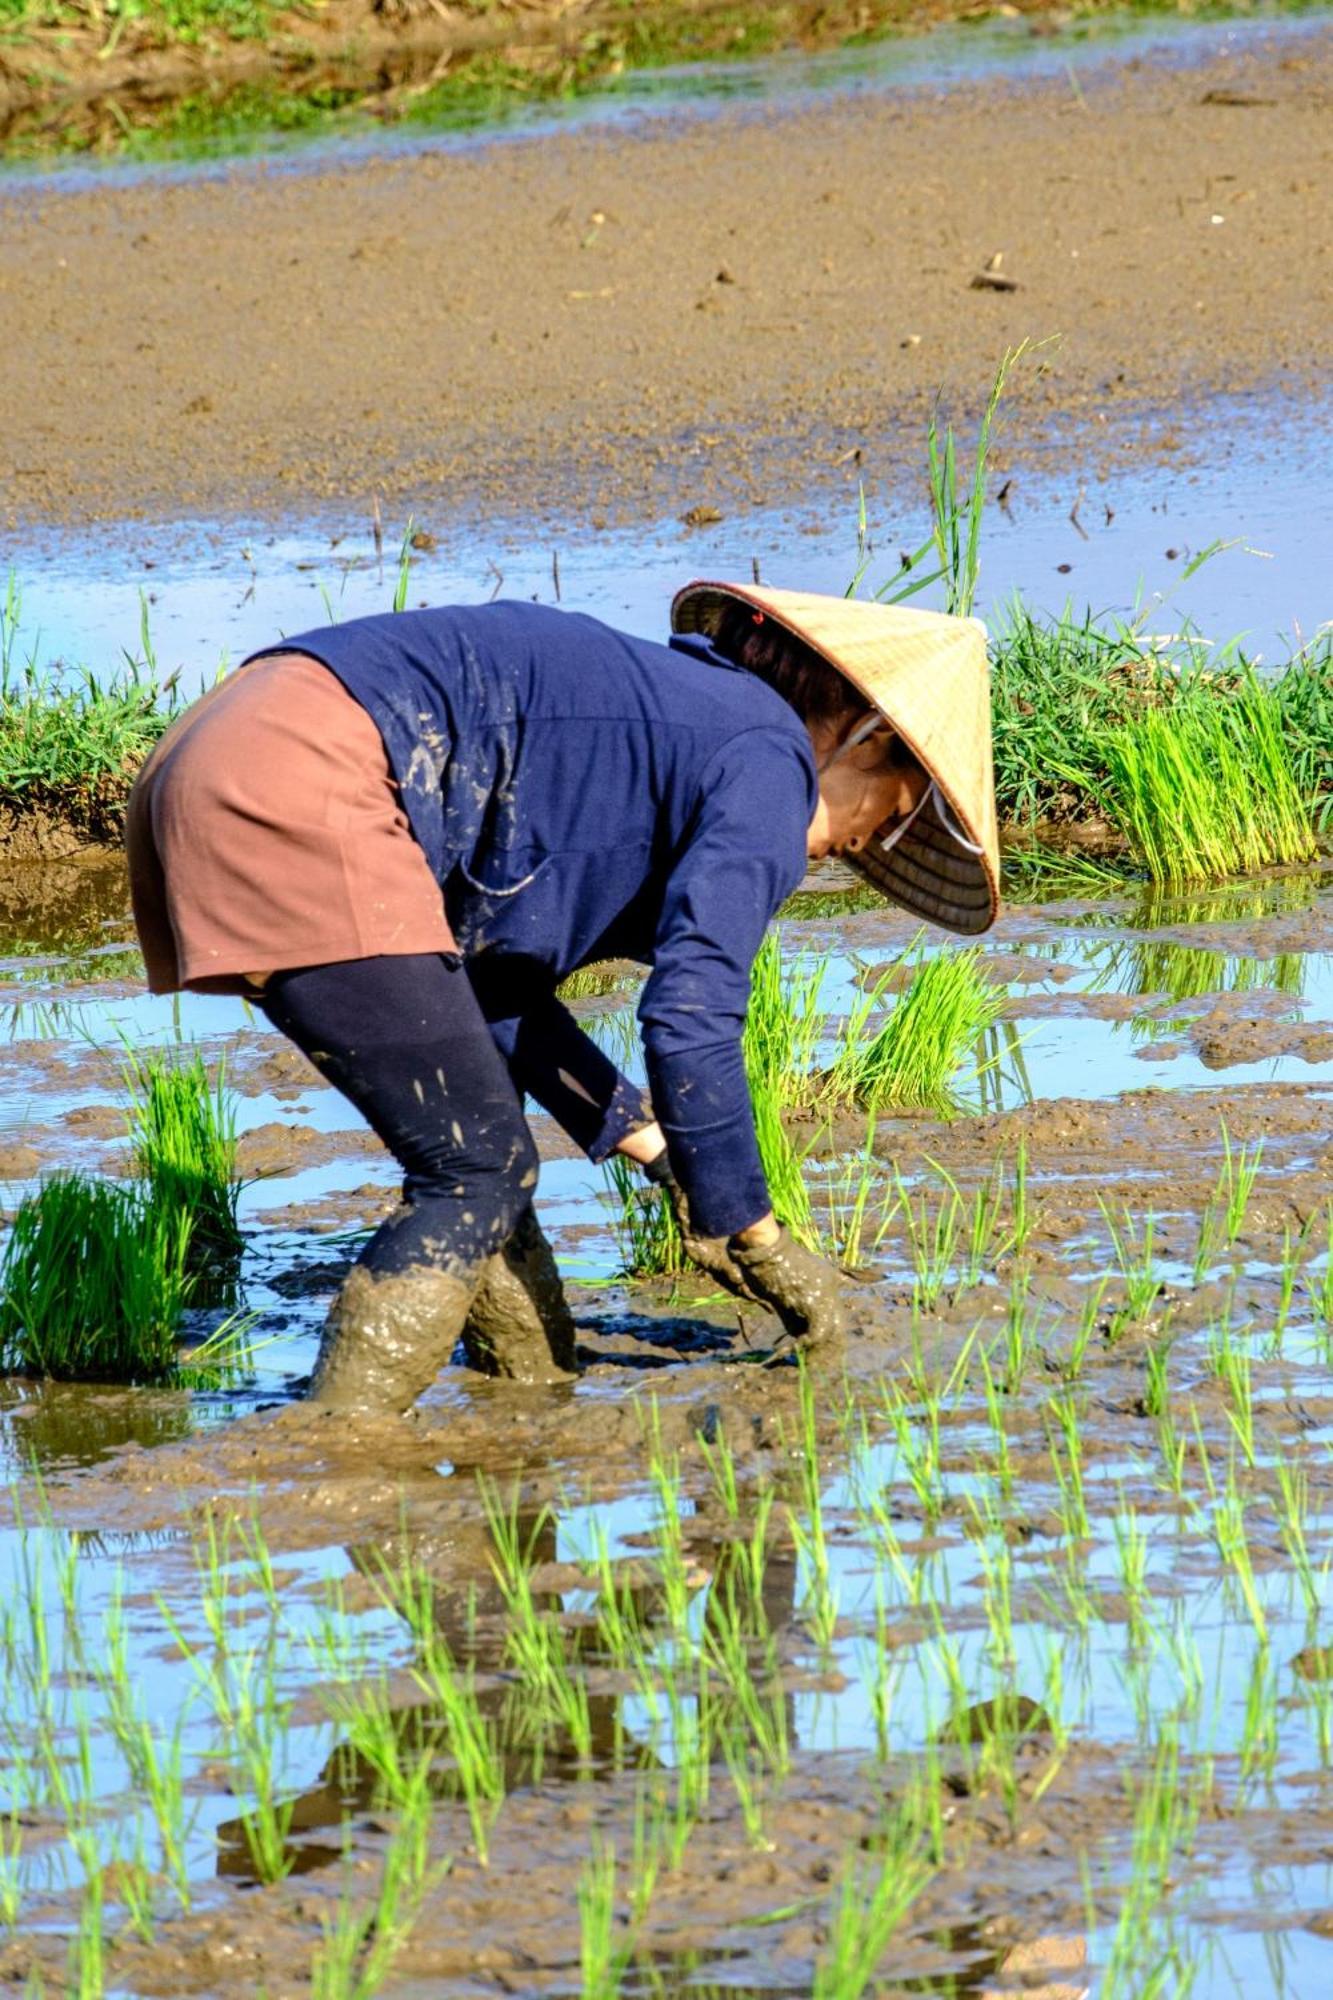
left=873, top=782, right=986, bottom=860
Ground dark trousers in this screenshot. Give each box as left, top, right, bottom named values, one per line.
left=261, top=953, right=538, bottom=1278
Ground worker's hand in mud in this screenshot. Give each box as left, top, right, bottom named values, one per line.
left=644, top=1148, right=761, bottom=1302
left=727, top=1227, right=847, bottom=1348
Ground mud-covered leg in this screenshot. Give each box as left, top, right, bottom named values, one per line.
left=462, top=1206, right=579, bottom=1383
left=310, top=1259, right=481, bottom=1413
left=260, top=954, right=543, bottom=1412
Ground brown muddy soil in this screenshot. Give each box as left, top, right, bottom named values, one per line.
left=4, top=866, right=1333, bottom=1992
left=1, top=29, right=1329, bottom=529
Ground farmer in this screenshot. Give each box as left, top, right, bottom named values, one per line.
left=126, top=584, right=998, bottom=1413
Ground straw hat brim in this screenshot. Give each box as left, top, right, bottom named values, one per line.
left=671, top=580, right=1000, bottom=936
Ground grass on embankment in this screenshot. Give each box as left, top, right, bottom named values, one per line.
left=0, top=0, right=1294, bottom=159
left=0, top=588, right=174, bottom=852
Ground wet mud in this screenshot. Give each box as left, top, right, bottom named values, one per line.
left=1, top=28, right=1329, bottom=530
left=4, top=860, right=1333, bottom=1991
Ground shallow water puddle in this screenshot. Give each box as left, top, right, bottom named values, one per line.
left=5, top=373, right=1331, bottom=701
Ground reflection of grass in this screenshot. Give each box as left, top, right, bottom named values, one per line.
left=1089, top=936, right=1307, bottom=1009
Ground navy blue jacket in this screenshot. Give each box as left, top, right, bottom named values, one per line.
left=252, top=602, right=817, bottom=1237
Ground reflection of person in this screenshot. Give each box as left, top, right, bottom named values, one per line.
left=126, top=583, right=997, bottom=1412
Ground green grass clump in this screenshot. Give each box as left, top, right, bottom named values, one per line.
left=0, top=582, right=175, bottom=844
left=1100, top=679, right=1316, bottom=884
left=0, top=1173, right=189, bottom=1383
left=991, top=604, right=1333, bottom=842
left=825, top=948, right=1003, bottom=1115
left=126, top=1051, right=243, bottom=1292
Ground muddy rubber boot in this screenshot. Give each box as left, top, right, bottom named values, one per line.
left=309, top=1262, right=478, bottom=1414
left=461, top=1207, right=579, bottom=1383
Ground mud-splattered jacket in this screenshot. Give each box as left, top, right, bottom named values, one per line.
left=254, top=601, right=817, bottom=1238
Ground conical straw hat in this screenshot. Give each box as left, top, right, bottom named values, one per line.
left=671, top=582, right=999, bottom=935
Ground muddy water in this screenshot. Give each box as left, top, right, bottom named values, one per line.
left=4, top=847, right=1333, bottom=1989
left=9, top=377, right=1332, bottom=705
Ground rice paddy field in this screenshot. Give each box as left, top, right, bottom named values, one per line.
left=3, top=4, right=1333, bottom=1995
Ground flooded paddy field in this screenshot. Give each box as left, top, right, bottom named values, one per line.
left=2, top=6, right=1333, bottom=1996
left=5, top=832, right=1333, bottom=1992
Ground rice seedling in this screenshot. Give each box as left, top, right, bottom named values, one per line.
left=1059, top=1277, right=1108, bottom=1383
left=1210, top=1493, right=1268, bottom=1645
left=786, top=1362, right=839, bottom=1653
left=893, top=1171, right=961, bottom=1309
left=312, top=1806, right=448, bottom=2000
left=125, top=1048, right=243, bottom=1288
left=1211, top=1119, right=1263, bottom=1249
left=1045, top=1393, right=1090, bottom=1547
left=578, top=1838, right=640, bottom=2000
left=812, top=1121, right=897, bottom=1270
left=883, top=1382, right=947, bottom=1530
left=924, top=340, right=1032, bottom=621
left=1099, top=674, right=1316, bottom=884
left=822, top=945, right=1003, bottom=1115
left=645, top=1429, right=696, bottom=1645
left=999, top=1267, right=1033, bottom=1392
left=0, top=1810, right=23, bottom=1931
left=1237, top=1643, right=1279, bottom=1789
left=810, top=1821, right=933, bottom=2000
left=405, top=1631, right=504, bottom=1863
left=749, top=1076, right=817, bottom=1248
left=1113, top=1500, right=1152, bottom=1648
left=976, top=1347, right=1015, bottom=1502
left=1143, top=1337, right=1171, bottom=1420
left=1098, top=1200, right=1164, bottom=1336
left=65, top=1848, right=104, bottom=2000
left=1274, top=1461, right=1324, bottom=1622
left=960, top=1154, right=1008, bottom=1283
left=0, top=1173, right=190, bottom=1383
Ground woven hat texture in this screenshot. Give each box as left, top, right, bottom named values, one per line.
left=671, top=581, right=999, bottom=934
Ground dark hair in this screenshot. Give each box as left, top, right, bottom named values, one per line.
left=711, top=604, right=866, bottom=729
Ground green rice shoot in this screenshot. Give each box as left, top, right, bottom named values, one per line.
left=0, top=1173, right=190, bottom=1383
left=824, top=946, right=1004, bottom=1114
left=604, top=1154, right=689, bottom=1278
left=126, top=1049, right=243, bottom=1291
left=1101, top=677, right=1316, bottom=884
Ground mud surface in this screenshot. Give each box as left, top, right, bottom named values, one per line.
left=1, top=27, right=1329, bottom=529
left=5, top=861, right=1333, bottom=1991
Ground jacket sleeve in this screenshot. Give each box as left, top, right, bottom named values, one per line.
left=637, top=729, right=815, bottom=1239
left=486, top=998, right=653, bottom=1159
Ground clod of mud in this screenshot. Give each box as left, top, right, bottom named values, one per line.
left=235, top=1120, right=383, bottom=1178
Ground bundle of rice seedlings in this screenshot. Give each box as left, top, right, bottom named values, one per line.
left=603, top=1153, right=689, bottom=1278
left=751, top=1078, right=817, bottom=1248
left=742, top=929, right=828, bottom=1110
left=1101, top=679, right=1316, bottom=884
left=606, top=930, right=823, bottom=1275
left=126, top=1050, right=243, bottom=1292
left=0, top=1173, right=189, bottom=1382
left=823, top=948, right=1003, bottom=1115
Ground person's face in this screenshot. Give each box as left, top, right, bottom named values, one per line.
left=805, top=715, right=930, bottom=861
